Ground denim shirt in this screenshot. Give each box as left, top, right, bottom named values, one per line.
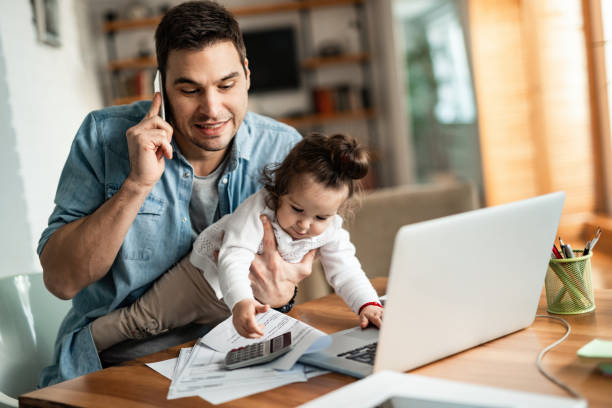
left=37, top=101, right=301, bottom=386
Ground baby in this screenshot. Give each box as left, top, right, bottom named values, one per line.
left=92, top=133, right=383, bottom=347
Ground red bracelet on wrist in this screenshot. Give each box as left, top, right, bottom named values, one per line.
left=358, top=301, right=383, bottom=315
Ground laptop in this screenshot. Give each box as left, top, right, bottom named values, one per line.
left=299, top=192, right=565, bottom=378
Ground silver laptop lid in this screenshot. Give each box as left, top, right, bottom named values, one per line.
left=374, top=192, right=565, bottom=373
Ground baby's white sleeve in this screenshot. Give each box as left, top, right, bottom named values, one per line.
left=216, top=191, right=267, bottom=311
left=319, top=225, right=380, bottom=314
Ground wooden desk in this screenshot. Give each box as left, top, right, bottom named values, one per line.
left=21, top=278, right=612, bottom=407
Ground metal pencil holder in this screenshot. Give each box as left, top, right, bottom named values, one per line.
left=545, top=250, right=595, bottom=314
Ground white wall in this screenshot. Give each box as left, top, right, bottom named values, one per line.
left=0, top=1, right=103, bottom=276
left=0, top=34, right=33, bottom=278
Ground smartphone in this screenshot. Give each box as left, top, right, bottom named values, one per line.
left=153, top=70, right=166, bottom=121
left=224, top=332, right=292, bottom=370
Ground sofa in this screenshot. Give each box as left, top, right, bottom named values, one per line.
left=295, top=181, right=479, bottom=304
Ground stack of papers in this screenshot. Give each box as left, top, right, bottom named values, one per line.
left=146, top=309, right=331, bottom=405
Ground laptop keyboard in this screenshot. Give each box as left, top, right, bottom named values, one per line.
left=337, top=342, right=378, bottom=365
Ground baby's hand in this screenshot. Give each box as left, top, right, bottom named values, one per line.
left=359, top=305, right=383, bottom=329
left=232, top=299, right=270, bottom=338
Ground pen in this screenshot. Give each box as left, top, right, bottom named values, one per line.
left=552, top=245, right=563, bottom=259
left=591, top=227, right=601, bottom=250
left=583, top=227, right=601, bottom=256
left=559, top=237, right=575, bottom=258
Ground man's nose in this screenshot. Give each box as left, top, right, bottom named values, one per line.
left=199, top=89, right=222, bottom=118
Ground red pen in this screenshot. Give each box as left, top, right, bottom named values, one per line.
left=552, top=244, right=563, bottom=259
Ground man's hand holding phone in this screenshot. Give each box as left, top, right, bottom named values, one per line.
left=124, top=91, right=173, bottom=194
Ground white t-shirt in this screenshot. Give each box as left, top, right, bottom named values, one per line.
left=190, top=189, right=379, bottom=313
left=189, top=156, right=226, bottom=236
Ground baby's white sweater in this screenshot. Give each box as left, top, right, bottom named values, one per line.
left=190, top=189, right=379, bottom=312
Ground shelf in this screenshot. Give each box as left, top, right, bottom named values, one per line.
left=232, top=0, right=363, bottom=17
left=104, top=0, right=363, bottom=33
left=278, top=108, right=375, bottom=127
left=104, top=16, right=161, bottom=32
left=108, top=52, right=368, bottom=72
left=301, top=52, right=369, bottom=69
left=108, top=56, right=156, bottom=71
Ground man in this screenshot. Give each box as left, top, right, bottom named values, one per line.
left=38, top=1, right=311, bottom=386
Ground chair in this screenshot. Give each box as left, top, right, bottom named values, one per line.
left=296, top=181, right=479, bottom=303
left=0, top=273, right=71, bottom=407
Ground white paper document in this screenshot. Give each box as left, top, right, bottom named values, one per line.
left=146, top=357, right=177, bottom=380
left=145, top=310, right=331, bottom=405
left=200, top=308, right=329, bottom=370
left=168, top=343, right=290, bottom=399
left=146, top=347, right=196, bottom=384
left=170, top=362, right=307, bottom=400
left=174, top=347, right=193, bottom=377
left=147, top=344, right=327, bottom=404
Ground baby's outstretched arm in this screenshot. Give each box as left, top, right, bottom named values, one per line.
left=232, top=298, right=270, bottom=338
left=359, top=304, right=384, bottom=329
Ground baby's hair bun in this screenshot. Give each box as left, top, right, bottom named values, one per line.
left=326, top=133, right=369, bottom=180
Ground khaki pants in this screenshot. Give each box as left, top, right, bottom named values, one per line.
left=91, top=254, right=230, bottom=352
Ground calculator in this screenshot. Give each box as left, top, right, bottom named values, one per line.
left=224, top=332, right=293, bottom=370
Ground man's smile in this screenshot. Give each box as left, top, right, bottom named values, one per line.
left=194, top=118, right=231, bottom=136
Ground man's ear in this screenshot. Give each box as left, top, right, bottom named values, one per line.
left=244, top=58, right=251, bottom=91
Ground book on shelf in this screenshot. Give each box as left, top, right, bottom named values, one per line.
left=116, top=69, right=153, bottom=101
left=312, top=84, right=367, bottom=115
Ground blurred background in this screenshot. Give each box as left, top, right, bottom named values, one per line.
left=1, top=0, right=611, bottom=277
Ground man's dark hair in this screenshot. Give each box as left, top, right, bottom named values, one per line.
left=155, top=1, right=246, bottom=77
